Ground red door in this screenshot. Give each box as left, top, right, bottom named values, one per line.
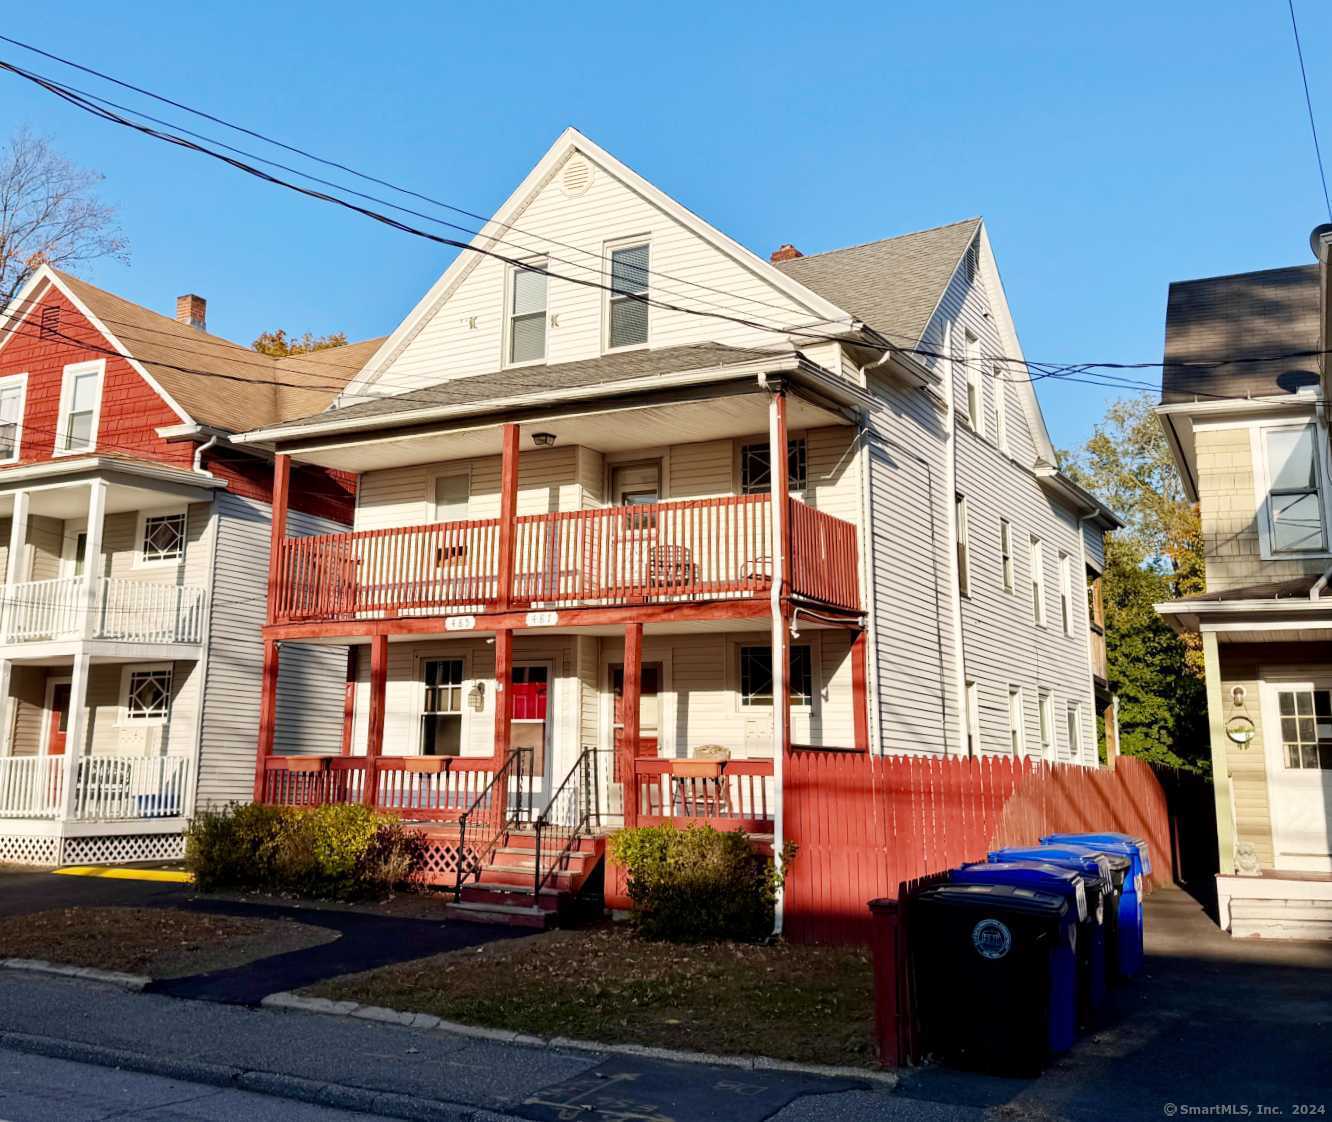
left=47, top=683, right=72, bottom=756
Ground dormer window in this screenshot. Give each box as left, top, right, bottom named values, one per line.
left=607, top=242, right=649, bottom=349
left=508, top=261, right=548, bottom=364
left=1261, top=423, right=1326, bottom=554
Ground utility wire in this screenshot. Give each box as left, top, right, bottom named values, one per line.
left=1288, top=0, right=1332, bottom=223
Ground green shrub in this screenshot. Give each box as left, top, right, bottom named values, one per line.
left=186, top=803, right=426, bottom=900
left=609, top=824, right=795, bottom=942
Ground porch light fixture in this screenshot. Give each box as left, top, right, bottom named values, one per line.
left=468, top=682, right=486, bottom=712
left=531, top=432, right=557, bottom=447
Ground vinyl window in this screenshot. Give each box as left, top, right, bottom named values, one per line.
left=1030, top=537, right=1046, bottom=626
left=607, top=242, right=649, bottom=349
left=999, top=518, right=1014, bottom=593
left=740, top=644, right=812, bottom=706
left=1038, top=691, right=1054, bottom=758
left=955, top=495, right=970, bottom=597
left=125, top=667, right=172, bottom=722
left=964, top=330, right=982, bottom=431
left=0, top=373, right=26, bottom=463
left=421, top=658, right=464, bottom=757
left=965, top=680, right=980, bottom=755
left=1276, top=688, right=1332, bottom=770
left=508, top=261, right=548, bottom=364
left=57, top=361, right=103, bottom=454
left=1066, top=701, right=1083, bottom=762
left=141, top=513, right=186, bottom=565
left=1262, top=424, right=1325, bottom=553
left=1008, top=686, right=1024, bottom=755
left=740, top=438, right=807, bottom=495
left=994, top=366, right=1009, bottom=453
left=1059, top=552, right=1073, bottom=636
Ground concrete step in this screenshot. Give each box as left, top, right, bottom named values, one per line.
left=490, top=847, right=595, bottom=873
left=500, top=831, right=603, bottom=855
left=481, top=863, right=578, bottom=890
left=445, top=901, right=553, bottom=929
left=461, top=883, right=564, bottom=911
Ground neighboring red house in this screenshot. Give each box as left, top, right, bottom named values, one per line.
left=0, top=264, right=373, bottom=866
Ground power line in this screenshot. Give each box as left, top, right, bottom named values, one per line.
left=1287, top=0, right=1332, bottom=223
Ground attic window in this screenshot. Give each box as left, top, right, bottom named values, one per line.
left=508, top=261, right=548, bottom=364
left=39, top=305, right=60, bottom=339
left=607, top=243, right=650, bottom=349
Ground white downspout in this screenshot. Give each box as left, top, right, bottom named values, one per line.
left=939, top=322, right=968, bottom=756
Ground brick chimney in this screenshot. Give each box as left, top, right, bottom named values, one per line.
left=770, top=243, right=803, bottom=263
left=175, top=293, right=206, bottom=331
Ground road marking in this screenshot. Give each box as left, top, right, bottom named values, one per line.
left=52, top=866, right=193, bottom=883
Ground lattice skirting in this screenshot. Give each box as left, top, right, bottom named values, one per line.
left=416, top=837, right=473, bottom=886
left=0, top=833, right=60, bottom=866
left=59, top=832, right=186, bottom=866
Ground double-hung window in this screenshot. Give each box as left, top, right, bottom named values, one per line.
left=999, top=518, right=1014, bottom=593
left=1262, top=423, right=1325, bottom=554
left=740, top=438, right=807, bottom=495
left=1008, top=686, right=1024, bottom=755
left=421, top=658, right=464, bottom=757
left=1038, top=691, right=1054, bottom=758
left=0, top=374, right=26, bottom=463
left=1066, top=701, right=1083, bottom=762
left=964, top=330, right=983, bottom=431
left=955, top=495, right=970, bottom=596
left=994, top=366, right=1009, bottom=453
left=57, top=361, right=102, bottom=454
left=1059, top=552, right=1073, bottom=636
left=1030, top=537, right=1046, bottom=626
left=607, top=242, right=650, bottom=349
left=965, top=680, right=980, bottom=754
left=508, top=261, right=548, bottom=364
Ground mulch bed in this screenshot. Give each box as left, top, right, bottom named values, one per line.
left=0, top=907, right=339, bottom=978
left=304, top=925, right=875, bottom=1067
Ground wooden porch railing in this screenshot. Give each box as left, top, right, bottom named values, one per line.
left=632, top=758, right=775, bottom=831
left=271, top=494, right=860, bottom=623
left=258, top=754, right=503, bottom=820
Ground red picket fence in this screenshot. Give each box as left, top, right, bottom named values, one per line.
left=782, top=751, right=1174, bottom=946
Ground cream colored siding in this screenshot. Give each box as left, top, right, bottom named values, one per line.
left=667, top=439, right=732, bottom=498
left=8, top=665, right=47, bottom=756
left=26, top=516, right=62, bottom=580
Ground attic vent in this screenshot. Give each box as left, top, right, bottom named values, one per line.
left=963, top=242, right=979, bottom=283
left=39, top=305, right=60, bottom=339
left=561, top=156, right=594, bottom=198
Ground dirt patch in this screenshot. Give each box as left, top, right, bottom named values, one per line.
left=0, top=907, right=339, bottom=978
left=305, top=925, right=874, bottom=1067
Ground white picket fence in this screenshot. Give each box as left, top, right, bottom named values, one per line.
left=0, top=578, right=207, bottom=645
left=0, top=754, right=192, bottom=821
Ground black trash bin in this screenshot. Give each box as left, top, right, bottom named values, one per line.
left=909, top=881, right=1077, bottom=1075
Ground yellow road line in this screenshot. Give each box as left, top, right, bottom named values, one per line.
left=53, top=866, right=193, bottom=883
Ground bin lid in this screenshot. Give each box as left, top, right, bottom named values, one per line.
left=953, top=861, right=1088, bottom=923
left=987, top=846, right=1111, bottom=889
left=1041, top=832, right=1152, bottom=876
left=915, top=881, right=1069, bottom=918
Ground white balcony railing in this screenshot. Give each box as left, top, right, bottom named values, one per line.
left=0, top=753, right=192, bottom=820
left=0, top=578, right=207, bottom=645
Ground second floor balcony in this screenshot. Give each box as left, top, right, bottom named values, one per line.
left=272, top=493, right=859, bottom=624
left=1, top=576, right=207, bottom=646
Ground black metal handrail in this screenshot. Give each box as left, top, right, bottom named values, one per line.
left=531, top=745, right=602, bottom=897
left=454, top=747, right=530, bottom=894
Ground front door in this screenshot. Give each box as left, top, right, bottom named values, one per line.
left=1263, top=682, right=1332, bottom=872
left=511, top=663, right=553, bottom=803
left=46, top=681, right=72, bottom=756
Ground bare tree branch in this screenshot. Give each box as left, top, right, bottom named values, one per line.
left=0, top=126, right=129, bottom=307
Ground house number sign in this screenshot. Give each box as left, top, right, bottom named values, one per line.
left=444, top=615, right=477, bottom=632
left=525, top=611, right=559, bottom=627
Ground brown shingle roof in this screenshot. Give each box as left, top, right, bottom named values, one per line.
left=51, top=269, right=380, bottom=432
left=1162, top=265, right=1320, bottom=404
left=774, top=218, right=982, bottom=346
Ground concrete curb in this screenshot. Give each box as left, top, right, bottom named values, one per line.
left=261, top=990, right=898, bottom=1088
left=1, top=958, right=149, bottom=991
left=0, top=1029, right=518, bottom=1122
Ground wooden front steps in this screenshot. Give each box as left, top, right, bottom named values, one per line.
left=446, top=829, right=606, bottom=929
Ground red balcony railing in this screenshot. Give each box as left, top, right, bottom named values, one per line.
left=271, top=494, right=859, bottom=624
left=258, top=754, right=502, bottom=820
left=632, top=758, right=775, bottom=831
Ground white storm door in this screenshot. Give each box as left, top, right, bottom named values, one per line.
left=1262, top=682, right=1332, bottom=873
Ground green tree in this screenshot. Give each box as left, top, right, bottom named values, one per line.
left=1063, top=393, right=1208, bottom=770
left=252, top=328, right=348, bottom=357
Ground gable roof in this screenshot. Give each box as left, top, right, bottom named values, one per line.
left=774, top=218, right=982, bottom=347
left=1162, top=264, right=1320, bottom=404
left=34, top=268, right=379, bottom=432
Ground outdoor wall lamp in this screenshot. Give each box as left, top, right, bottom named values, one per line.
left=532, top=432, right=557, bottom=447
left=468, top=682, right=486, bottom=712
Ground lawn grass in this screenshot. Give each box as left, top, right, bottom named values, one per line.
left=304, top=925, right=875, bottom=1067
left=0, top=907, right=339, bottom=978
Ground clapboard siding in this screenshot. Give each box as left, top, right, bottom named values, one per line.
left=195, top=493, right=348, bottom=807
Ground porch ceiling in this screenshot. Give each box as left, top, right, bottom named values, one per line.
left=0, top=478, right=212, bottom=520
left=278, top=390, right=849, bottom=474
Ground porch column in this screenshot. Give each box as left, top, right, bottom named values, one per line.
left=80, top=480, right=108, bottom=639
left=364, top=633, right=388, bottom=807
left=253, top=638, right=281, bottom=801
left=266, top=454, right=291, bottom=624
left=5, top=489, right=28, bottom=586
left=496, top=423, right=519, bottom=610
left=1202, top=631, right=1235, bottom=874
left=0, top=658, right=11, bottom=757
left=621, top=621, right=642, bottom=827
left=767, top=384, right=790, bottom=935
left=58, top=651, right=91, bottom=821
left=340, top=646, right=357, bottom=755
left=492, top=627, right=513, bottom=764
left=852, top=628, right=870, bottom=753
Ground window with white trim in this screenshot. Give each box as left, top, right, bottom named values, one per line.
left=963, top=330, right=982, bottom=431
left=740, top=438, right=807, bottom=495
left=0, top=373, right=26, bottom=462
left=1065, top=701, right=1083, bottom=762
left=740, top=644, right=812, bottom=706
left=141, top=513, right=186, bottom=565
left=956, top=494, right=970, bottom=597
left=1276, top=687, right=1332, bottom=769
left=1008, top=686, right=1024, bottom=755
left=965, top=680, right=980, bottom=754
left=994, top=366, right=1009, bottom=453
left=57, top=361, right=102, bottom=453
left=1030, top=537, right=1046, bottom=626
left=422, top=658, right=465, bottom=757
left=508, top=260, right=548, bottom=364
left=999, top=518, right=1014, bottom=593
left=1059, top=552, right=1073, bottom=636
left=1261, top=423, right=1326, bottom=554
left=125, top=667, right=172, bottom=722
left=1038, top=691, right=1054, bottom=757
left=607, top=242, right=649, bottom=349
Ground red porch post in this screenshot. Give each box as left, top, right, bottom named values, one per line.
left=493, top=627, right=513, bottom=764
left=266, top=453, right=291, bottom=625
left=363, top=634, right=388, bottom=807
left=253, top=638, right=280, bottom=801
left=622, top=621, right=643, bottom=827
left=852, top=628, right=870, bottom=752
left=496, top=423, right=519, bottom=609
left=340, top=645, right=357, bottom=756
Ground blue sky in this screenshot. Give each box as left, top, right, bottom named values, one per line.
left=3, top=1, right=1330, bottom=450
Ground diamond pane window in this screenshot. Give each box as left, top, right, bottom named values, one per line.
left=740, top=644, right=812, bottom=706
left=142, top=514, right=186, bottom=563
left=740, top=439, right=807, bottom=494
left=127, top=669, right=172, bottom=721
left=608, top=244, right=649, bottom=348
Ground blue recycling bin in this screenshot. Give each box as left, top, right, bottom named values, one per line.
left=989, top=846, right=1114, bottom=1020
left=949, top=862, right=1084, bottom=1054
left=1042, top=832, right=1148, bottom=978
left=910, top=882, right=1074, bottom=1074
